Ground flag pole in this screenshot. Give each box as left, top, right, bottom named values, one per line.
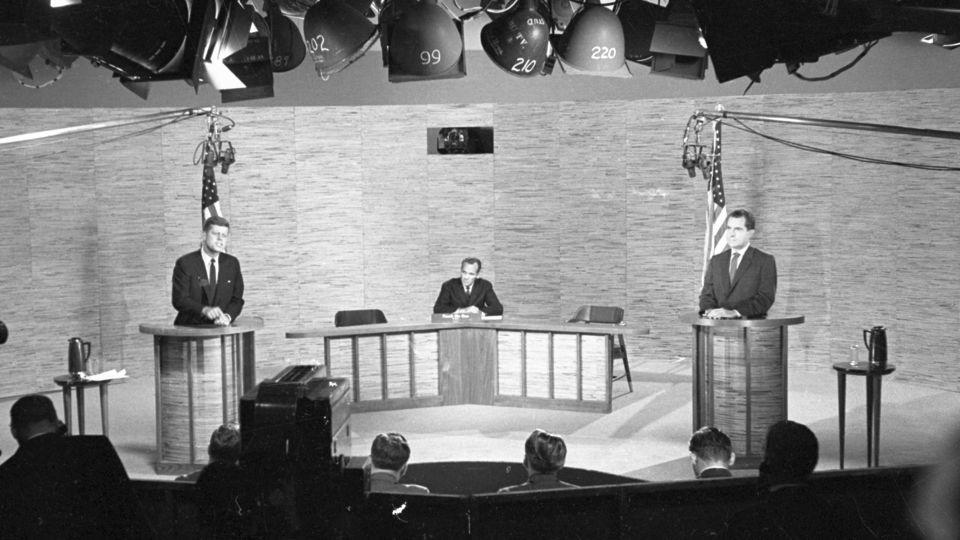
left=708, top=110, right=960, bottom=141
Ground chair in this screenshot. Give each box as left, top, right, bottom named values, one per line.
left=567, top=305, right=632, bottom=393
left=334, top=309, right=387, bottom=327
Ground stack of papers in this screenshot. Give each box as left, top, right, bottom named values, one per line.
left=83, top=368, right=128, bottom=381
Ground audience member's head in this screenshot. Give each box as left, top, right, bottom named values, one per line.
left=370, top=432, right=413, bottom=477
left=9, top=394, right=63, bottom=444
left=689, top=426, right=735, bottom=477
left=759, top=420, right=819, bottom=486
left=207, top=423, right=241, bottom=464
left=523, top=429, right=567, bottom=475
left=914, top=426, right=960, bottom=539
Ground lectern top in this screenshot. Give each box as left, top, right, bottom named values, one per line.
left=679, top=313, right=805, bottom=328
left=139, top=317, right=264, bottom=337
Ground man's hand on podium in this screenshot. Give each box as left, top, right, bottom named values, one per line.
left=703, top=308, right=741, bottom=319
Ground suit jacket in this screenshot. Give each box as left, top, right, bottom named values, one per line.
left=172, top=249, right=245, bottom=325
left=367, top=472, right=431, bottom=495
left=699, top=246, right=777, bottom=318
left=0, top=433, right=152, bottom=539
left=433, top=277, right=503, bottom=316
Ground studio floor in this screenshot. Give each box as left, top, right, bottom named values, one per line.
left=1, top=358, right=958, bottom=483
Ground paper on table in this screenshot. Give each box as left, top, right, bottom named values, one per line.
left=83, top=368, right=128, bottom=381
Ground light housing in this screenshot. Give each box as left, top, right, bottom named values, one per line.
left=382, top=0, right=465, bottom=83
left=481, top=0, right=551, bottom=77
left=303, top=0, right=379, bottom=78
left=553, top=2, right=630, bottom=77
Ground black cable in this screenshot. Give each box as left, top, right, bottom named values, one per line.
left=725, top=118, right=960, bottom=172
left=791, top=41, right=878, bottom=82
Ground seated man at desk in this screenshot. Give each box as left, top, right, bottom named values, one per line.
left=433, top=257, right=503, bottom=316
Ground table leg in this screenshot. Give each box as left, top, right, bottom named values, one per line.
left=62, top=387, right=73, bottom=436
left=865, top=374, right=874, bottom=468
left=76, top=386, right=86, bottom=435
left=837, top=371, right=846, bottom=470
left=873, top=376, right=883, bottom=467
left=100, top=383, right=110, bottom=437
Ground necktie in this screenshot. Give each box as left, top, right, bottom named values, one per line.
left=465, top=285, right=471, bottom=296
left=209, top=258, right=217, bottom=289
left=729, top=252, right=739, bottom=284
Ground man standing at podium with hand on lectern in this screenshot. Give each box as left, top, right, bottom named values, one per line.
left=699, top=209, right=777, bottom=319
left=172, top=216, right=245, bottom=326
left=433, top=257, right=503, bottom=316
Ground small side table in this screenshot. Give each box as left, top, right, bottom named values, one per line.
left=53, top=375, right=117, bottom=437
left=832, top=362, right=896, bottom=469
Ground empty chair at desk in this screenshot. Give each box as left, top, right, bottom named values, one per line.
left=335, top=309, right=387, bottom=327
left=568, top=306, right=632, bottom=393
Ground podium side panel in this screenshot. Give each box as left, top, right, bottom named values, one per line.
left=497, top=331, right=522, bottom=397
left=525, top=333, right=550, bottom=399
left=553, top=334, right=579, bottom=400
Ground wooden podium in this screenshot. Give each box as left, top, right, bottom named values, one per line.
left=140, top=318, right=261, bottom=474
left=681, top=313, right=804, bottom=467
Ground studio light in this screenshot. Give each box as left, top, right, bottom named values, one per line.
left=48, top=0, right=188, bottom=79
left=481, top=0, right=551, bottom=77
left=193, top=0, right=275, bottom=102
left=618, top=0, right=668, bottom=66
left=553, top=1, right=630, bottom=77
left=303, top=0, right=380, bottom=78
left=382, top=0, right=465, bottom=83
left=266, top=0, right=306, bottom=73
left=648, top=0, right=708, bottom=80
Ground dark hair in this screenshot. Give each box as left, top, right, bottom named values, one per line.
left=10, top=394, right=58, bottom=434
left=761, top=420, right=819, bottom=481
left=525, top=429, right=567, bottom=474
left=208, top=423, right=241, bottom=463
left=461, top=257, right=482, bottom=273
left=689, top=426, right=733, bottom=462
left=728, top=208, right=756, bottom=231
left=370, top=432, right=411, bottom=472
left=203, top=216, right=231, bottom=232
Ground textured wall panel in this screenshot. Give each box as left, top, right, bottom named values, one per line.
left=1, top=89, right=959, bottom=400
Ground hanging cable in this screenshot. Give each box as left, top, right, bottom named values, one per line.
left=724, top=118, right=960, bottom=172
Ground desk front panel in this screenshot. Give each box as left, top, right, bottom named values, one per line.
left=314, top=325, right=613, bottom=413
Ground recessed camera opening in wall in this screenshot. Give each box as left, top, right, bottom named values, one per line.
left=427, top=127, right=494, bottom=155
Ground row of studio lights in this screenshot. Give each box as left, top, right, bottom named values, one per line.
left=303, top=0, right=708, bottom=82
left=0, top=0, right=706, bottom=102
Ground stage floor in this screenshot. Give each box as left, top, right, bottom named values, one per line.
left=2, top=358, right=957, bottom=483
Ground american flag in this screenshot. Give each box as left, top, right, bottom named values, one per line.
left=201, top=160, right=222, bottom=224
left=702, top=120, right=727, bottom=283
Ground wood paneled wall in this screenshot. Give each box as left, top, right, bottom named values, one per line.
left=1, top=88, right=958, bottom=399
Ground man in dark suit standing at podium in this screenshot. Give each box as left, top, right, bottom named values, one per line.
left=433, top=257, right=503, bottom=316
left=699, top=209, right=777, bottom=319
left=172, top=216, right=245, bottom=326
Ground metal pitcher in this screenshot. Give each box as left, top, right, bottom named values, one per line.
left=862, top=326, right=888, bottom=369
left=68, top=337, right=91, bottom=375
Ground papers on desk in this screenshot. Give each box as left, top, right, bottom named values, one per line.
left=83, top=368, right=128, bottom=381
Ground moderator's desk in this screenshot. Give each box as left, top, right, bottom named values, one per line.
left=681, top=314, right=804, bottom=467
left=140, top=318, right=261, bottom=474
left=287, top=319, right=648, bottom=413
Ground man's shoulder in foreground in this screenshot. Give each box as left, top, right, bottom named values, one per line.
left=369, top=472, right=430, bottom=495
